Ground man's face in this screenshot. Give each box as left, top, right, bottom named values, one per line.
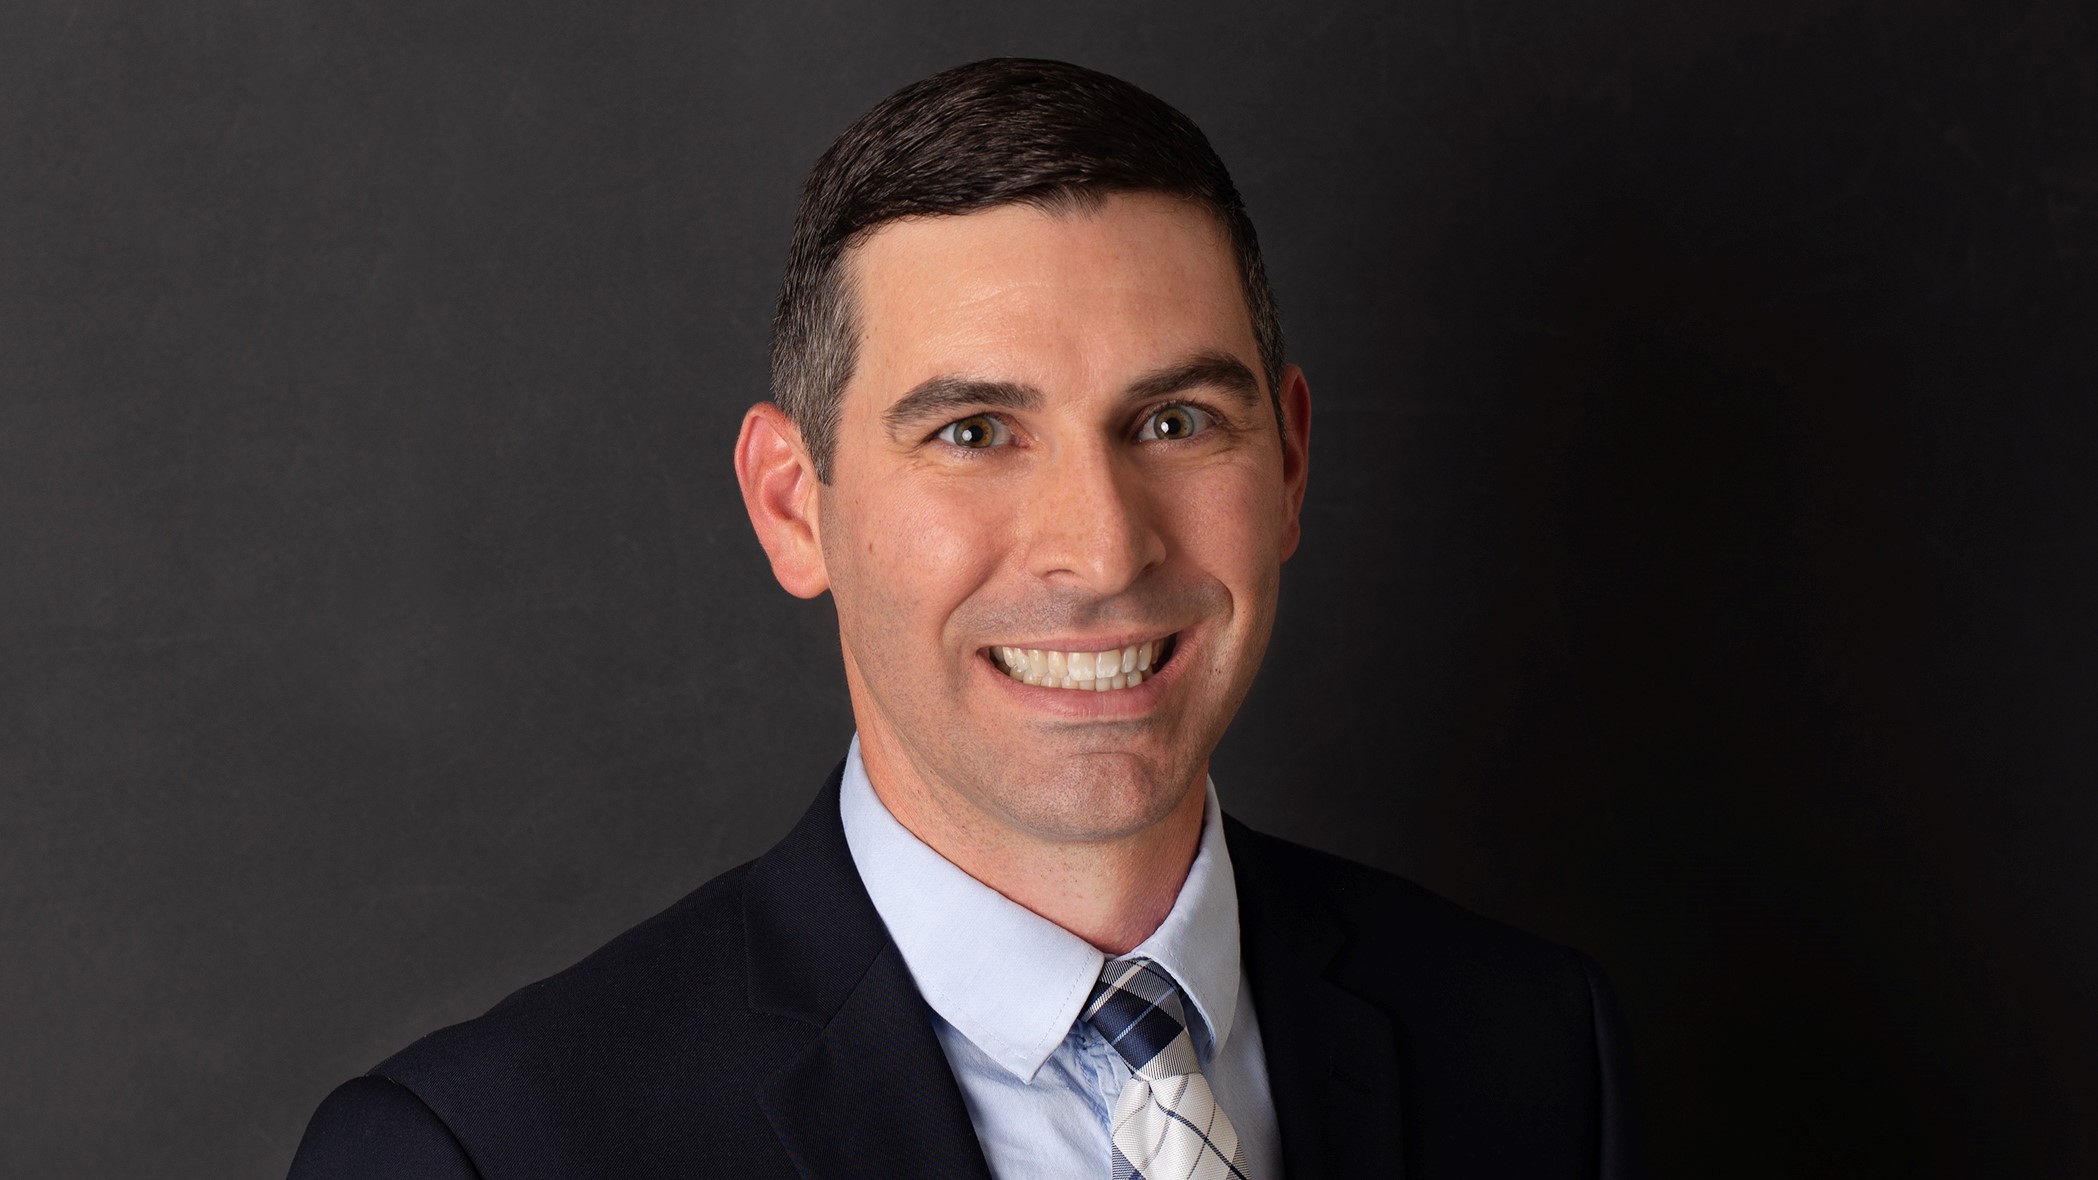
left=809, top=193, right=1309, bottom=846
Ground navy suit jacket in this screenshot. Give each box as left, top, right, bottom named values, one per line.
left=290, top=766, right=1645, bottom=1178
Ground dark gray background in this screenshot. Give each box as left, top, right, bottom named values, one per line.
left=5, top=1, right=2093, bottom=1175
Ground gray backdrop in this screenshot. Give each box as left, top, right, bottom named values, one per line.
left=5, top=0, right=2094, bottom=1175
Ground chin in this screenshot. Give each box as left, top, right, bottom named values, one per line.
left=987, top=752, right=1202, bottom=844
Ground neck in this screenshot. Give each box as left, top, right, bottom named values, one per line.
left=858, top=741, right=1207, bottom=956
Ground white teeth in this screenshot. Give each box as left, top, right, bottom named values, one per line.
left=989, top=637, right=1171, bottom=693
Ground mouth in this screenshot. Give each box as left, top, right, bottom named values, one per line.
left=984, top=633, right=1180, bottom=692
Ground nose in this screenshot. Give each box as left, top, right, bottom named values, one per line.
left=1024, top=441, right=1168, bottom=595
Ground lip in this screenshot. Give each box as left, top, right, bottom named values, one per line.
left=975, top=629, right=1191, bottom=719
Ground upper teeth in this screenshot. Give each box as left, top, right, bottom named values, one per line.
left=993, top=640, right=1159, bottom=691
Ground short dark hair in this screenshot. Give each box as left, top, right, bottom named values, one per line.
left=770, top=57, right=1286, bottom=481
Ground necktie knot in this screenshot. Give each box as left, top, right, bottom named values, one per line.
left=1084, top=956, right=1252, bottom=1179
left=1083, top=956, right=1202, bottom=1082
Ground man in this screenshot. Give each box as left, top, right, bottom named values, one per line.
left=290, top=58, right=1643, bottom=1179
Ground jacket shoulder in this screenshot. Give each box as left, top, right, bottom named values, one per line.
left=288, top=1076, right=480, bottom=1180
left=356, top=860, right=806, bottom=1177
left=1229, top=818, right=1602, bottom=1051
left=1229, top=818, right=1644, bottom=1176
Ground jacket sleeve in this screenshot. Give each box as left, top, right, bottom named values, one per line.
left=1581, top=952, right=1650, bottom=1180
left=287, top=1075, right=482, bottom=1180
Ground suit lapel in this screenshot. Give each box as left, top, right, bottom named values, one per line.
left=745, top=765, right=993, bottom=1180
left=1229, top=817, right=1407, bottom=1179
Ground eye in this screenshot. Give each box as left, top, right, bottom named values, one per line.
left=935, top=414, right=1011, bottom=449
left=1137, top=403, right=1215, bottom=442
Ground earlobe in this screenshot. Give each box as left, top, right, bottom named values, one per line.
left=733, top=403, right=830, bottom=599
left=1277, top=364, right=1312, bottom=561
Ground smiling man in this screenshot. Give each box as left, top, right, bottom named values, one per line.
left=291, top=59, right=1643, bottom=1180
left=746, top=191, right=1303, bottom=961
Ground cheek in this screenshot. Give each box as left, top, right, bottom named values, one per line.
left=835, top=478, right=1008, bottom=628
left=1169, top=466, right=1288, bottom=583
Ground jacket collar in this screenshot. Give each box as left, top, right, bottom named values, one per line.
left=1229, top=815, right=1408, bottom=1178
left=744, top=762, right=994, bottom=1180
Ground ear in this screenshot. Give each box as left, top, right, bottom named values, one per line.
left=1276, top=364, right=1312, bottom=561
left=734, top=403, right=830, bottom=598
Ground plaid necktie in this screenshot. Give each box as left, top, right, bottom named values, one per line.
left=1083, top=957, right=1252, bottom=1180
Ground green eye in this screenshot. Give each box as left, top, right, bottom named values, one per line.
left=1139, top=404, right=1213, bottom=442
left=936, top=414, right=1009, bottom=449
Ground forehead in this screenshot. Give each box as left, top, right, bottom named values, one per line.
left=839, top=193, right=1258, bottom=408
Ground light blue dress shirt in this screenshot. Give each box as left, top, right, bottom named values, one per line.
left=838, top=737, right=1281, bottom=1180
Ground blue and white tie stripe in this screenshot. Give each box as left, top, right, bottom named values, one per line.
left=1083, top=957, right=1252, bottom=1180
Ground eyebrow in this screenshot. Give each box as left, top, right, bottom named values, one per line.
left=882, top=375, right=1044, bottom=434
left=1124, top=351, right=1263, bottom=409
left=880, top=350, right=1264, bottom=435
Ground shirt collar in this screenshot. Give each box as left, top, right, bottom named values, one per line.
left=838, top=735, right=1242, bottom=1083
